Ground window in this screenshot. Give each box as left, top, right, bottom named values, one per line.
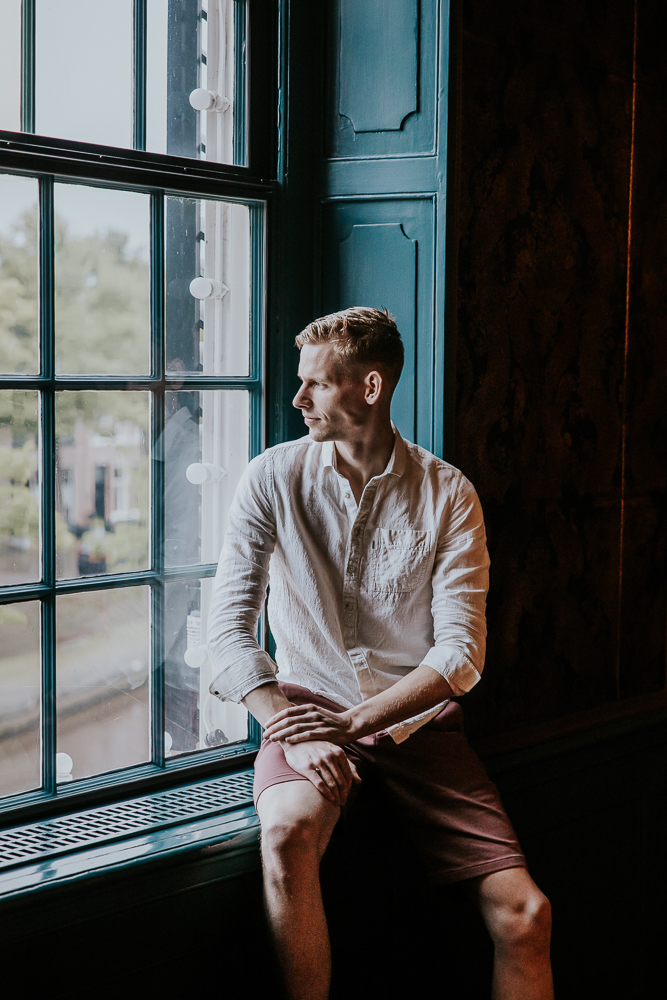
left=0, top=0, right=275, bottom=818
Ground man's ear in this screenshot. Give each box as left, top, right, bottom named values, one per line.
left=364, top=369, right=383, bottom=404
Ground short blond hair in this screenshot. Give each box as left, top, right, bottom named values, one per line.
left=295, top=307, right=404, bottom=387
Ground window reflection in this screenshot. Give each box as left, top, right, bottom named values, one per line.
left=36, top=0, right=133, bottom=148
left=0, top=1, right=21, bottom=132
left=0, top=173, right=39, bottom=375
left=165, top=577, right=247, bottom=755
left=55, top=392, right=149, bottom=579
left=0, top=391, right=40, bottom=586
left=54, top=183, right=150, bottom=376
left=56, top=588, right=150, bottom=781
left=0, top=600, right=40, bottom=798
left=147, top=0, right=237, bottom=164
left=166, top=196, right=250, bottom=376
left=164, top=390, right=249, bottom=568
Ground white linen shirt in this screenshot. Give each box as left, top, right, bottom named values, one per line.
left=208, top=428, right=490, bottom=742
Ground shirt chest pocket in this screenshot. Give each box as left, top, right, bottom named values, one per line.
left=367, top=528, right=433, bottom=594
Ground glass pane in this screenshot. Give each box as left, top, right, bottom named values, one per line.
left=0, top=391, right=40, bottom=585
left=35, top=0, right=133, bottom=148
left=166, top=197, right=250, bottom=376
left=55, top=391, right=149, bottom=579
left=54, top=184, right=150, bottom=375
left=56, top=587, right=150, bottom=781
left=0, top=173, right=39, bottom=375
left=164, top=390, right=249, bottom=568
left=0, top=601, right=40, bottom=797
left=147, top=0, right=237, bottom=164
left=0, top=1, right=21, bottom=132
left=165, top=576, right=247, bottom=755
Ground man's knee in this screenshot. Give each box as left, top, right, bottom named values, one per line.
left=258, top=784, right=338, bottom=882
left=262, top=811, right=322, bottom=867
left=492, top=887, right=552, bottom=956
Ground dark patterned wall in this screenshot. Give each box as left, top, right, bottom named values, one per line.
left=452, top=0, right=667, bottom=740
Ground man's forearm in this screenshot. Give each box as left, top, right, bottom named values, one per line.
left=242, top=681, right=293, bottom=728
left=345, top=664, right=453, bottom=740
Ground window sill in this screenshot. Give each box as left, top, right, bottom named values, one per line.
left=0, top=770, right=260, bottom=918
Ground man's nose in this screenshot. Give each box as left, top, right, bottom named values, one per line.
left=292, top=387, right=310, bottom=409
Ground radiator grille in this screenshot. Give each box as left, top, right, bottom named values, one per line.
left=0, top=771, right=254, bottom=869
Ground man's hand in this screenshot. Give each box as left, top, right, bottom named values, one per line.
left=264, top=703, right=355, bottom=747
left=281, top=739, right=361, bottom=807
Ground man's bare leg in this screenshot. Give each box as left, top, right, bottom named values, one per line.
left=257, top=780, right=340, bottom=1000
left=466, top=867, right=554, bottom=1000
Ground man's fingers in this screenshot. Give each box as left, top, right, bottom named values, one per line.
left=323, top=754, right=351, bottom=797
left=348, top=759, right=362, bottom=783
left=311, top=763, right=341, bottom=804
left=264, top=704, right=326, bottom=728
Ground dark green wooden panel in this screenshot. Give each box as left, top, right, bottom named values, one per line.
left=321, top=198, right=434, bottom=450
left=338, top=223, right=416, bottom=439
left=327, top=0, right=437, bottom=158
left=339, top=0, right=417, bottom=133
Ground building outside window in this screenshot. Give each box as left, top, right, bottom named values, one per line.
left=0, top=0, right=273, bottom=812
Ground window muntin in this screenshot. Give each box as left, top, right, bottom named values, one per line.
left=1, top=0, right=246, bottom=167
left=0, top=599, right=40, bottom=797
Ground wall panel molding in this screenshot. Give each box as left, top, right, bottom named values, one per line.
left=338, top=0, right=418, bottom=133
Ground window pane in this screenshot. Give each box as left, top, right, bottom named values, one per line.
left=54, top=184, right=150, bottom=375
left=0, top=173, right=39, bottom=375
left=0, top=601, right=40, bottom=798
left=0, top=391, right=40, bottom=585
left=147, top=0, right=237, bottom=164
left=0, top=1, right=21, bottom=132
left=166, top=197, right=250, bottom=376
left=55, top=392, right=149, bottom=579
left=164, top=390, right=249, bottom=568
left=56, top=587, right=150, bottom=781
left=165, top=576, right=247, bottom=755
left=35, top=0, right=133, bottom=148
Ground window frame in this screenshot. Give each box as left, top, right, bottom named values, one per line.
left=0, top=0, right=280, bottom=825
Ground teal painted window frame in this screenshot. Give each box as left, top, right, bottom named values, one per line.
left=0, top=0, right=277, bottom=824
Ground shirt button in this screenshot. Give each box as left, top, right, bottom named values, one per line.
left=344, top=492, right=351, bottom=499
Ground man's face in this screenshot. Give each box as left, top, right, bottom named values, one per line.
left=292, top=343, right=369, bottom=442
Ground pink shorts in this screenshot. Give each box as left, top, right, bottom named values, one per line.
left=254, top=683, right=526, bottom=885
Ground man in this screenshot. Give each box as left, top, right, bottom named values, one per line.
left=208, top=307, right=553, bottom=1000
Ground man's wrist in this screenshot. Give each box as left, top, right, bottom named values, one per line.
left=342, top=704, right=372, bottom=742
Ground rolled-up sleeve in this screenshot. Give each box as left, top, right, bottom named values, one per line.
left=420, top=476, right=490, bottom=695
left=207, top=452, right=278, bottom=703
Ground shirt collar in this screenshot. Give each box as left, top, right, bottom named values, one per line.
left=321, top=424, right=406, bottom=479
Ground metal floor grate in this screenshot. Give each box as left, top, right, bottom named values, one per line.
left=0, top=771, right=255, bottom=870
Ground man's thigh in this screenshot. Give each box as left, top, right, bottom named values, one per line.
left=257, top=779, right=341, bottom=861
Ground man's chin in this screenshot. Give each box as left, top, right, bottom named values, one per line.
left=305, top=422, right=333, bottom=442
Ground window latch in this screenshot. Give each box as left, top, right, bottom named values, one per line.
left=189, top=277, right=229, bottom=300
left=189, top=88, right=231, bottom=113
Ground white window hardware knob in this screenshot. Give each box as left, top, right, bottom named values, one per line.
left=56, top=752, right=73, bottom=782
left=185, top=462, right=227, bottom=485
left=189, top=88, right=230, bottom=113
left=184, top=644, right=209, bottom=669
left=189, top=276, right=229, bottom=300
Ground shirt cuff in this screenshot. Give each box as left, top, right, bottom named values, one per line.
left=420, top=647, right=481, bottom=697
left=209, top=650, right=278, bottom=704
left=385, top=701, right=449, bottom=744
